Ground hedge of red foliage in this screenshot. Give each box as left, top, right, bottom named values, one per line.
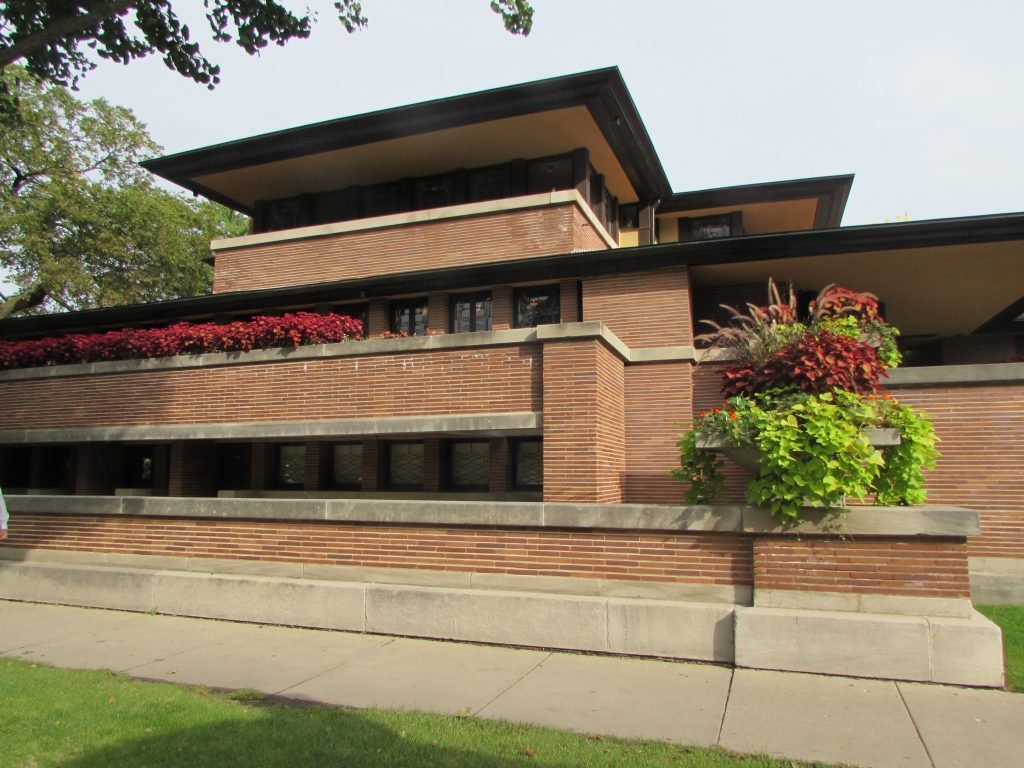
left=0, top=312, right=364, bottom=370
left=722, top=330, right=886, bottom=397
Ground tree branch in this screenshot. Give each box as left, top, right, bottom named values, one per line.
left=0, top=285, right=47, bottom=319
left=0, top=1, right=138, bottom=70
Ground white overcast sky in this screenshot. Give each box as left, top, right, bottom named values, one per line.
left=54, top=0, right=1024, bottom=226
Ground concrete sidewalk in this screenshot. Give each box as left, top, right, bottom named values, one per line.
left=2, top=599, right=1020, bottom=768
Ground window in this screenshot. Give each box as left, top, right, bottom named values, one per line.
left=527, top=155, right=573, bottom=194
left=0, top=446, right=32, bottom=487
left=468, top=166, right=511, bottom=202
left=414, top=175, right=455, bottom=209
left=388, top=443, right=424, bottom=489
left=276, top=444, right=305, bottom=488
left=39, top=446, right=73, bottom=490
left=124, top=445, right=155, bottom=488
left=450, top=293, right=492, bottom=333
left=332, top=443, right=363, bottom=488
left=390, top=298, right=429, bottom=336
left=678, top=212, right=744, bottom=241
left=361, top=182, right=406, bottom=217
left=449, top=442, right=489, bottom=490
left=217, top=444, right=251, bottom=491
left=514, top=285, right=560, bottom=328
left=513, top=440, right=542, bottom=489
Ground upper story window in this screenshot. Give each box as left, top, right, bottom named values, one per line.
left=678, top=212, right=744, bottom=241
left=527, top=155, right=573, bottom=194
left=449, top=442, right=490, bottom=491
left=388, top=442, right=424, bottom=489
left=332, top=443, right=363, bottom=488
left=451, top=293, right=492, bottom=333
left=514, top=285, right=560, bottom=328
left=276, top=444, right=305, bottom=488
left=390, top=298, right=429, bottom=336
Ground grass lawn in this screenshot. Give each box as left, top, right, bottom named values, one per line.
left=0, top=658, right=828, bottom=768
left=977, top=604, right=1024, bottom=692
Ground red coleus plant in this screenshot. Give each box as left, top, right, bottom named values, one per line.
left=721, top=330, right=887, bottom=396
left=0, top=312, right=364, bottom=370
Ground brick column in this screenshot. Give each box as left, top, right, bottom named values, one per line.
left=542, top=338, right=625, bottom=502
left=168, top=441, right=219, bottom=497
left=423, top=439, right=443, bottom=492
left=362, top=440, right=382, bottom=491
left=428, top=293, right=449, bottom=334
left=250, top=443, right=276, bottom=491
left=304, top=442, right=332, bottom=491
left=492, top=286, right=514, bottom=330
left=489, top=438, right=509, bottom=493
left=367, top=299, right=390, bottom=338
left=559, top=279, right=580, bottom=323
left=73, top=443, right=121, bottom=495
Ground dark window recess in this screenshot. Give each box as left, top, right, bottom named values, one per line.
left=468, top=166, right=512, bottom=202
left=414, top=175, right=455, bottom=209
left=451, top=293, right=492, bottom=333
left=527, top=156, right=573, bottom=194
left=217, top=444, right=251, bottom=491
left=276, top=444, right=305, bottom=488
left=449, top=442, right=490, bottom=490
left=514, top=285, right=560, bottom=328
left=619, top=203, right=640, bottom=229
left=361, top=182, right=407, bottom=217
left=39, top=446, right=73, bottom=489
left=0, top=447, right=32, bottom=487
left=513, top=441, right=543, bottom=489
left=390, top=299, right=429, bottom=336
left=332, top=443, right=363, bottom=488
left=388, top=443, right=424, bottom=489
left=124, top=445, right=155, bottom=487
left=678, top=212, right=744, bottom=241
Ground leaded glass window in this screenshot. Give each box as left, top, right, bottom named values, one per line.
left=332, top=443, right=363, bottom=487
left=451, top=293, right=492, bottom=333
left=514, top=441, right=542, bottom=488
left=514, top=286, right=560, bottom=328
left=450, top=442, right=490, bottom=490
left=388, top=443, right=424, bottom=488
left=390, top=299, right=429, bottom=336
left=277, top=444, right=305, bottom=487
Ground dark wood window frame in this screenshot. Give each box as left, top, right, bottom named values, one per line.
left=511, top=438, right=543, bottom=490
left=677, top=212, right=744, bottom=242
left=275, top=443, right=306, bottom=489
left=389, top=297, right=430, bottom=336
left=450, top=292, right=492, bottom=334
left=513, top=285, right=561, bottom=329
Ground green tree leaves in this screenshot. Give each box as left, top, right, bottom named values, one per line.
left=0, top=66, right=247, bottom=314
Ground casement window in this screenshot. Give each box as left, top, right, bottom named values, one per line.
left=390, top=298, right=429, bottom=336
left=677, top=212, right=744, bottom=241
left=388, top=442, right=424, bottom=489
left=449, top=442, right=490, bottom=491
left=123, top=445, right=155, bottom=488
left=217, top=444, right=251, bottom=491
left=276, top=444, right=306, bottom=488
left=332, top=443, right=363, bottom=488
left=514, top=285, right=560, bottom=328
left=450, top=292, right=492, bottom=333
left=512, top=440, right=543, bottom=489
left=526, top=155, right=573, bottom=194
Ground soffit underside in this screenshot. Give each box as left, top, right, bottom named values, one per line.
left=192, top=107, right=639, bottom=210
left=657, top=199, right=820, bottom=237
left=690, top=240, right=1024, bottom=338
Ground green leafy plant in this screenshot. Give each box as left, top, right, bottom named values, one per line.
left=678, top=280, right=938, bottom=522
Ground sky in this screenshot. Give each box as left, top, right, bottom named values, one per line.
left=36, top=0, right=1024, bottom=227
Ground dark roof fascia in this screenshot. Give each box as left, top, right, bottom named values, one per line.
left=659, top=174, right=855, bottom=227
left=142, top=68, right=672, bottom=207
left=5, top=212, right=1023, bottom=339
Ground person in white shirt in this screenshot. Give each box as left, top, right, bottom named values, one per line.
left=0, top=487, right=8, bottom=539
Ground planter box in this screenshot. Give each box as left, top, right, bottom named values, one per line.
left=695, top=429, right=901, bottom=473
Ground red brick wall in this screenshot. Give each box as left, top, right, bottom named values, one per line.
left=213, top=204, right=607, bottom=293
left=0, top=346, right=542, bottom=430
left=890, top=382, right=1024, bottom=560
left=753, top=537, right=971, bottom=598
left=168, top=442, right=219, bottom=497
left=582, top=266, right=692, bottom=347
left=623, top=361, right=693, bottom=504
left=543, top=339, right=625, bottom=503
left=1, top=515, right=752, bottom=587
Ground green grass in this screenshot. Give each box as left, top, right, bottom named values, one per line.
left=0, top=658, right=828, bottom=768
left=978, top=604, right=1024, bottom=692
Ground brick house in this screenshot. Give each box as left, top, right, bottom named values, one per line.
left=1, top=69, right=1020, bottom=685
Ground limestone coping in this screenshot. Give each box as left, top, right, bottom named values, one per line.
left=0, top=322, right=698, bottom=383
left=4, top=495, right=980, bottom=537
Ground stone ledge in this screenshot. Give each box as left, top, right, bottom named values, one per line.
left=2, top=495, right=980, bottom=537
left=0, top=411, right=542, bottom=445
left=754, top=588, right=973, bottom=618
left=887, top=362, right=1024, bottom=387
left=734, top=606, right=1004, bottom=687
left=0, top=560, right=734, bottom=663
left=0, top=546, right=750, bottom=604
